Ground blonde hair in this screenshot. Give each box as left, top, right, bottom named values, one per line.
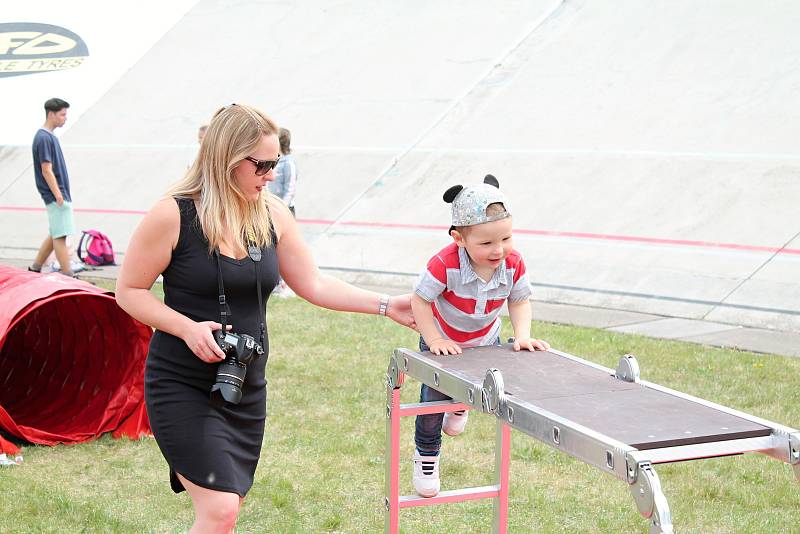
left=485, top=202, right=507, bottom=218
left=169, top=104, right=278, bottom=252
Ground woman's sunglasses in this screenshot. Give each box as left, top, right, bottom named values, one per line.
left=243, top=155, right=280, bottom=176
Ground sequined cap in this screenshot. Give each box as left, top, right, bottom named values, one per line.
left=447, top=177, right=511, bottom=228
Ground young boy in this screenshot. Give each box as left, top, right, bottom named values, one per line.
left=410, top=174, right=550, bottom=497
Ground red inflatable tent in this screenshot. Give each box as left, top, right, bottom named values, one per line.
left=0, top=265, right=151, bottom=457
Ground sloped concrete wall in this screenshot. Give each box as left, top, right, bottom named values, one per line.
left=1, top=0, right=798, bottom=331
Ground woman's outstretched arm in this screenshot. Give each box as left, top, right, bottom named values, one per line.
left=271, top=199, right=415, bottom=329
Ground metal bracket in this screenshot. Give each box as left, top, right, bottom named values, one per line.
left=615, top=354, right=640, bottom=383
left=481, top=368, right=505, bottom=415
left=628, top=460, right=673, bottom=534
left=386, top=353, right=401, bottom=389
left=790, top=432, right=800, bottom=482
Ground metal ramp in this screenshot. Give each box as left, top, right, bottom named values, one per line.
left=384, top=344, right=799, bottom=533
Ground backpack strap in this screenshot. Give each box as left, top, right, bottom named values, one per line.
left=77, top=231, right=89, bottom=262
left=77, top=230, right=100, bottom=263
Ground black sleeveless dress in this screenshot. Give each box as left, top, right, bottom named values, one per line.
left=144, top=198, right=279, bottom=497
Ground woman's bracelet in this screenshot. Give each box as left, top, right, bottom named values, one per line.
left=378, top=294, right=390, bottom=316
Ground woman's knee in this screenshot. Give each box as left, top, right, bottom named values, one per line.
left=202, top=499, right=239, bottom=529
left=177, top=473, right=241, bottom=530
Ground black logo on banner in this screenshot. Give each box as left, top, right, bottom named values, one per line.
left=0, top=22, right=89, bottom=78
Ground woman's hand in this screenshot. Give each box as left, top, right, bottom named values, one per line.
left=182, top=321, right=231, bottom=363
left=387, top=294, right=417, bottom=330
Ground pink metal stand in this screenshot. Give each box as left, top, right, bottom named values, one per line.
left=385, top=371, right=511, bottom=533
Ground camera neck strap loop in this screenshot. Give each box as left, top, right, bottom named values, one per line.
left=214, top=243, right=266, bottom=349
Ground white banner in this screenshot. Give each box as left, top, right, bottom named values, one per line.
left=0, top=1, right=197, bottom=145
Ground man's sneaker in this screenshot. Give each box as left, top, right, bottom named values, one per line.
left=443, top=410, right=468, bottom=436
left=49, top=259, right=87, bottom=273
left=412, top=450, right=440, bottom=497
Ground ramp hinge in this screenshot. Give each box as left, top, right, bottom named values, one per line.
left=481, top=368, right=505, bottom=415
left=615, top=354, right=640, bottom=383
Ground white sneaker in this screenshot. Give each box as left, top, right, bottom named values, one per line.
left=49, top=259, right=87, bottom=273
left=443, top=410, right=468, bottom=436
left=412, top=450, right=440, bottom=497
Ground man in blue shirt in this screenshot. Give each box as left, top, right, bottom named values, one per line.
left=29, top=98, right=76, bottom=276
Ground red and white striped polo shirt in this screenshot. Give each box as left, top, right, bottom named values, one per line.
left=414, top=242, right=532, bottom=347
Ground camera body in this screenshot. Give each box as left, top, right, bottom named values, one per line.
left=210, top=331, right=264, bottom=405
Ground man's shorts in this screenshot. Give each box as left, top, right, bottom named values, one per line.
left=46, top=201, right=75, bottom=238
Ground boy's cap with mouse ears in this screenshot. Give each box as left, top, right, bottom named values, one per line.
left=444, top=174, right=511, bottom=233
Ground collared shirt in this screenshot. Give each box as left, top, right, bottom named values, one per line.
left=268, top=154, right=297, bottom=208
left=414, top=242, right=532, bottom=347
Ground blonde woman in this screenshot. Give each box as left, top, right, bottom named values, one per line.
left=116, top=104, right=414, bottom=532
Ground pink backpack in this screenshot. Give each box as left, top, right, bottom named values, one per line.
left=77, top=229, right=116, bottom=266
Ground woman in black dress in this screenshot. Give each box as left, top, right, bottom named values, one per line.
left=116, top=104, right=414, bottom=532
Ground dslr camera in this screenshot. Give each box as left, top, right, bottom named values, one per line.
left=210, top=331, right=264, bottom=405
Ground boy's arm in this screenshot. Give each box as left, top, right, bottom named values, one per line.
left=411, top=294, right=462, bottom=355
left=507, top=299, right=550, bottom=352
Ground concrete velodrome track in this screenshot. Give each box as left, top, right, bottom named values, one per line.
left=1, top=0, right=799, bottom=336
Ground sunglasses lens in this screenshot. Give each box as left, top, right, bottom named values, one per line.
left=257, top=160, right=278, bottom=175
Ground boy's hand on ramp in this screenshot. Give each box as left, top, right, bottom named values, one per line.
left=429, top=338, right=463, bottom=356
left=514, top=337, right=550, bottom=352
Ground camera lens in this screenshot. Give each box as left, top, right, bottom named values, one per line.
left=210, top=332, right=263, bottom=405
left=210, top=357, right=247, bottom=405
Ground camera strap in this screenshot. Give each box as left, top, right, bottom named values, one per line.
left=247, top=243, right=266, bottom=349
left=214, top=243, right=266, bottom=349
left=214, top=249, right=232, bottom=334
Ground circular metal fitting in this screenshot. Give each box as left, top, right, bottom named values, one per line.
left=615, top=354, right=640, bottom=383
left=630, top=466, right=657, bottom=518
left=481, top=368, right=504, bottom=414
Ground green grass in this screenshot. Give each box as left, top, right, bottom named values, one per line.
left=1, top=290, right=799, bottom=533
